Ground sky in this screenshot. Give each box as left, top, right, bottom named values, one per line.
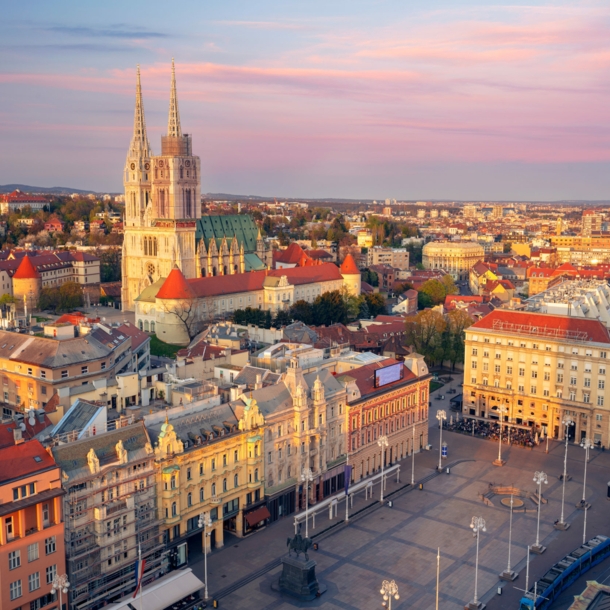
left=1, top=0, right=609, bottom=200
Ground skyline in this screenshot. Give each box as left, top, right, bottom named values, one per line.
left=1, top=1, right=609, bottom=200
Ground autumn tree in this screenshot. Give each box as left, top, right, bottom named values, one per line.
left=404, top=310, right=447, bottom=366
left=443, top=309, right=474, bottom=369
left=418, top=279, right=447, bottom=306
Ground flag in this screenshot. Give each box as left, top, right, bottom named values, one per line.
left=133, top=557, right=146, bottom=598
left=344, top=465, right=352, bottom=496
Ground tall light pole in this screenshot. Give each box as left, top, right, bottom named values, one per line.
left=380, top=579, right=399, bottom=610
left=500, top=494, right=518, bottom=581
left=377, top=435, right=389, bottom=503
left=50, top=573, right=70, bottom=610
left=411, top=424, right=415, bottom=485
left=436, top=410, right=447, bottom=471
left=198, top=512, right=213, bottom=600
left=435, top=548, right=441, bottom=610
left=493, top=406, right=508, bottom=466
left=301, top=468, right=314, bottom=537
left=579, top=438, right=593, bottom=509
left=468, top=516, right=486, bottom=610
left=555, top=418, right=573, bottom=530
left=532, top=471, right=548, bottom=554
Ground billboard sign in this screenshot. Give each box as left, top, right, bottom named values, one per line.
left=374, top=362, right=403, bottom=388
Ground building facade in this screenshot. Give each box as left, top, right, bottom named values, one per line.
left=462, top=309, right=610, bottom=446
left=0, top=440, right=66, bottom=610
left=368, top=247, right=410, bottom=270
left=422, top=241, right=485, bottom=280
left=52, top=423, right=163, bottom=610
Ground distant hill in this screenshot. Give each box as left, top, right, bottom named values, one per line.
left=0, top=184, right=99, bottom=195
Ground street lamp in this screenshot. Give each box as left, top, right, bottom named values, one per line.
left=579, top=438, right=593, bottom=509
left=500, top=494, right=518, bottom=581
left=468, top=516, right=486, bottom=610
left=555, top=418, right=573, bottom=530
left=493, top=406, right=508, bottom=466
left=377, top=435, right=389, bottom=503
left=532, top=471, right=548, bottom=554
left=301, top=468, right=314, bottom=538
left=50, top=573, right=70, bottom=610
left=197, top=512, right=213, bottom=600
left=436, top=410, right=447, bottom=471
left=380, top=579, right=399, bottom=609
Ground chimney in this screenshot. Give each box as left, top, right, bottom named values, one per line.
left=13, top=427, right=23, bottom=445
left=255, top=374, right=263, bottom=390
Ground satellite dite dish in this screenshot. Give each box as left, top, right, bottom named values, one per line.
left=20, top=422, right=26, bottom=431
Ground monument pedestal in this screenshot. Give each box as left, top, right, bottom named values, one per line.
left=493, top=459, right=506, bottom=467
left=272, top=556, right=327, bottom=601
left=554, top=521, right=570, bottom=531
left=499, top=569, right=518, bottom=581
left=465, top=601, right=486, bottom=610
left=531, top=544, right=546, bottom=555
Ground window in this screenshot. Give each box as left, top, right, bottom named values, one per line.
left=597, top=396, right=604, bottom=406
left=41, top=370, right=46, bottom=378
left=211, top=483, right=216, bottom=497
left=494, top=365, right=500, bottom=374
left=570, top=377, right=577, bottom=386
left=9, top=549, right=20, bottom=570
left=29, top=571, right=40, bottom=592
left=583, top=393, right=590, bottom=403
left=222, top=454, right=227, bottom=467
left=187, top=492, right=192, bottom=507
left=10, top=579, right=21, bottom=600
left=234, top=474, right=239, bottom=488
left=584, top=378, right=591, bottom=387
left=211, top=459, right=216, bottom=471
left=27, top=367, right=33, bottom=375
left=482, top=363, right=488, bottom=372
left=223, top=478, right=227, bottom=492
left=599, top=367, right=606, bottom=375
left=200, top=487, right=204, bottom=502
left=495, top=352, right=501, bottom=359
left=234, top=450, right=238, bottom=463
left=101, top=362, right=106, bottom=370
left=186, top=467, right=191, bottom=480
left=61, top=370, right=68, bottom=378
left=471, top=361, right=477, bottom=369
left=519, top=368, right=524, bottom=377
left=599, top=380, right=605, bottom=389
left=596, top=413, right=603, bottom=421
left=544, top=372, right=550, bottom=381
left=557, top=374, right=564, bottom=383
left=267, top=452, right=272, bottom=464
left=601, top=351, right=607, bottom=359
left=28, top=543, right=39, bottom=562
left=199, top=463, right=204, bottom=476
left=45, top=536, right=56, bottom=555
left=472, top=348, right=478, bottom=356
left=171, top=502, right=177, bottom=517
left=569, top=391, right=576, bottom=401
left=530, top=386, right=537, bottom=395
left=46, top=564, right=56, bottom=584
left=543, top=389, right=549, bottom=397
left=506, top=366, right=513, bottom=375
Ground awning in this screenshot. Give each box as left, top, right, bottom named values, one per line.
left=245, top=505, right=271, bottom=527
left=104, top=568, right=203, bottom=610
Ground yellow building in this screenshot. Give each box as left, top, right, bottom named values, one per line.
left=463, top=309, right=610, bottom=446
left=422, top=241, right=485, bottom=280
left=146, top=398, right=266, bottom=558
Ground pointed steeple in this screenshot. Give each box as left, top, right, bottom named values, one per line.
left=130, top=65, right=151, bottom=156
left=167, top=58, right=182, bottom=138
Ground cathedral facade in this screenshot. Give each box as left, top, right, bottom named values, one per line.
left=121, top=61, right=271, bottom=311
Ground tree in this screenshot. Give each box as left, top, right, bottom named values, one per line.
left=358, top=298, right=370, bottom=320
left=233, top=307, right=270, bottom=328
left=362, top=293, right=386, bottom=317
left=417, top=291, right=433, bottom=310
left=289, top=300, right=314, bottom=325
left=362, top=269, right=378, bottom=287
left=273, top=309, right=292, bottom=328
left=440, top=275, right=459, bottom=296
left=312, top=290, right=349, bottom=326
left=419, top=279, right=447, bottom=305
left=38, top=288, right=60, bottom=312
left=394, top=282, right=414, bottom=294
left=444, top=309, right=474, bottom=369
left=0, top=294, right=16, bottom=306
left=404, top=310, right=447, bottom=366
left=58, top=282, right=84, bottom=311
left=160, top=298, right=203, bottom=341
left=98, top=248, right=122, bottom=283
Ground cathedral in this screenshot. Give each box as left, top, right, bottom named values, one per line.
left=121, top=61, right=271, bottom=311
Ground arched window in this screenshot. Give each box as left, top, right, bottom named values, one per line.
left=187, top=492, right=192, bottom=507
left=138, top=320, right=143, bottom=331
left=234, top=474, right=238, bottom=488
left=222, top=478, right=227, bottom=492
left=171, top=502, right=177, bottom=517
left=144, top=320, right=149, bottom=332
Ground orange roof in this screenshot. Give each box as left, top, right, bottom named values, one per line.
left=13, top=255, right=40, bottom=279
left=0, top=440, right=57, bottom=483
left=276, top=243, right=307, bottom=264
left=340, top=253, right=360, bottom=275
left=156, top=266, right=195, bottom=300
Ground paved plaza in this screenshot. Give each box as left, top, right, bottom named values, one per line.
left=187, top=376, right=610, bottom=609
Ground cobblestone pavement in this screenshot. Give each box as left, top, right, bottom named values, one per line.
left=187, top=374, right=610, bottom=609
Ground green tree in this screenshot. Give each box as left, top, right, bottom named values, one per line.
left=273, top=309, right=292, bottom=328
left=312, top=290, right=349, bottom=326
left=419, top=279, right=447, bottom=305
left=417, top=291, right=434, bottom=310
left=358, top=297, right=370, bottom=319
left=444, top=309, right=473, bottom=369
left=439, top=275, right=459, bottom=296
left=404, top=310, right=447, bottom=366
left=38, top=287, right=60, bottom=312
left=362, top=293, right=386, bottom=317
left=98, top=248, right=122, bottom=283
left=58, top=282, right=84, bottom=311
left=289, top=300, right=314, bottom=325
left=0, top=294, right=16, bottom=306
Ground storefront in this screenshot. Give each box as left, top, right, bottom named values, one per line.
left=266, top=487, right=296, bottom=522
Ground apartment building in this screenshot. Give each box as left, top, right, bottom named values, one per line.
left=145, top=397, right=266, bottom=558
left=463, top=309, right=610, bottom=446
left=341, top=355, right=430, bottom=482
left=52, top=423, right=163, bottom=610
left=368, top=247, right=410, bottom=270
left=0, top=439, right=66, bottom=610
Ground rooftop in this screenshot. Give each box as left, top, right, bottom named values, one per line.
left=0, top=440, right=57, bottom=484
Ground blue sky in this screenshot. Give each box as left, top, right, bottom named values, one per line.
left=1, top=0, right=609, bottom=199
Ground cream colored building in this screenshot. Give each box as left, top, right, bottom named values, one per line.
left=369, top=247, right=409, bottom=270
left=422, top=241, right=485, bottom=280
left=463, top=309, right=610, bottom=446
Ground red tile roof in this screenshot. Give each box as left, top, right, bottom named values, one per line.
left=340, top=253, right=360, bottom=275
left=156, top=266, right=196, bottom=300
left=13, top=255, right=41, bottom=279
left=340, top=358, right=417, bottom=398
left=0, top=440, right=57, bottom=483
left=0, top=416, right=53, bottom=449
left=116, top=322, right=150, bottom=351
left=275, top=243, right=306, bottom=264
left=469, top=309, right=610, bottom=344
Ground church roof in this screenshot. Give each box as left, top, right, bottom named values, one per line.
left=340, top=253, right=360, bottom=275
left=156, top=266, right=195, bottom=300
left=13, top=255, right=40, bottom=279
left=276, top=243, right=306, bottom=264
left=196, top=215, right=260, bottom=253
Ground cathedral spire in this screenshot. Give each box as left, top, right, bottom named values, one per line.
left=131, top=65, right=150, bottom=155
left=167, top=58, right=182, bottom=138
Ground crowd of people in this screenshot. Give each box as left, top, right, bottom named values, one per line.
left=446, top=418, right=538, bottom=447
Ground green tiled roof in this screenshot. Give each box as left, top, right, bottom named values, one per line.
left=196, top=215, right=260, bottom=252
left=244, top=253, right=266, bottom=271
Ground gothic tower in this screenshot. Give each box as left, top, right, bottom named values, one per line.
left=122, top=60, right=202, bottom=311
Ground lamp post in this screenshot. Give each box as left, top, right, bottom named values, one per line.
left=436, top=410, right=447, bottom=471
left=380, top=579, right=399, bottom=610
left=555, top=418, right=573, bottom=530
left=301, top=468, right=314, bottom=537
left=377, top=435, right=389, bottom=503
left=579, top=438, right=593, bottom=509
left=500, top=494, right=518, bottom=581
left=198, top=512, right=213, bottom=600
left=468, top=516, right=486, bottom=610
left=411, top=424, right=415, bottom=485
left=50, top=573, right=70, bottom=610
left=493, top=406, right=508, bottom=466
left=532, top=471, right=548, bottom=554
